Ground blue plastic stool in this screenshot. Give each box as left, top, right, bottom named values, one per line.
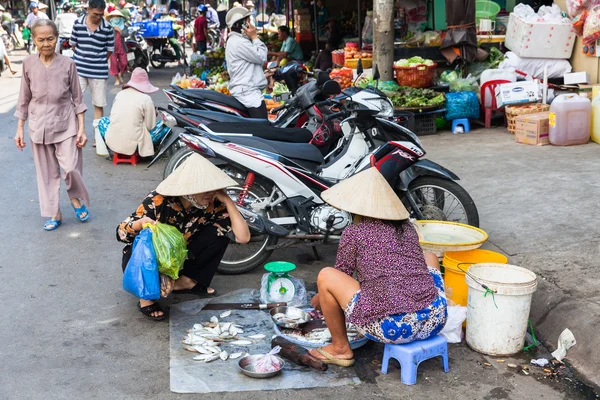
left=381, top=335, right=450, bottom=385
left=452, top=118, right=471, bottom=133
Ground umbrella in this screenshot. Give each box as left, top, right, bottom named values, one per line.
left=440, top=0, right=477, bottom=63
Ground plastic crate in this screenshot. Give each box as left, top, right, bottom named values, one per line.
left=132, top=20, right=174, bottom=38
left=394, top=111, right=416, bottom=133
left=414, top=112, right=438, bottom=135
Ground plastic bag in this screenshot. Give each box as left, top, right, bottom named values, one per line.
left=445, top=92, right=480, bottom=120
left=449, top=75, right=479, bottom=93
left=567, top=0, right=591, bottom=18
left=260, top=273, right=307, bottom=307
left=583, top=5, right=600, bottom=45
left=439, top=305, right=467, bottom=343
left=147, top=222, right=188, bottom=280
left=122, top=229, right=161, bottom=300
left=254, top=346, right=283, bottom=373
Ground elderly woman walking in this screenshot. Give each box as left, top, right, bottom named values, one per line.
left=14, top=20, right=90, bottom=231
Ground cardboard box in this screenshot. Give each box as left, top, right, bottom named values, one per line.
left=495, top=81, right=541, bottom=107
left=515, top=112, right=550, bottom=146
left=505, top=13, right=575, bottom=59
left=564, top=71, right=591, bottom=85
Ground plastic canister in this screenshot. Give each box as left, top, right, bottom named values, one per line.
left=548, top=94, right=591, bottom=146
left=592, top=94, right=600, bottom=144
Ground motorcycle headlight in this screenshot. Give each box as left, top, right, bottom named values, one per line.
left=376, top=98, right=394, bottom=118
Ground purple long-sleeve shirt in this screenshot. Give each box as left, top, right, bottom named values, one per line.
left=335, top=218, right=438, bottom=326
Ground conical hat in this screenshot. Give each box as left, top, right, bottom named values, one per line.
left=156, top=153, right=237, bottom=196
left=321, top=167, right=410, bottom=220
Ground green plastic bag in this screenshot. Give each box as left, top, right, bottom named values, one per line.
left=22, top=27, right=30, bottom=42
left=147, top=222, right=187, bottom=280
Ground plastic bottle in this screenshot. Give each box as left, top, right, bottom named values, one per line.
left=548, top=94, right=591, bottom=146
left=592, top=94, right=600, bottom=144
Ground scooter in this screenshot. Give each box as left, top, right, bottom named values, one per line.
left=146, top=37, right=179, bottom=68
left=125, top=26, right=149, bottom=72
left=173, top=85, right=478, bottom=274
left=58, top=37, right=74, bottom=57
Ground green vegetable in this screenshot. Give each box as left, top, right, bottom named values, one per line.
left=389, top=86, right=446, bottom=109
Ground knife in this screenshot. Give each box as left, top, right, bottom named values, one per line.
left=201, top=302, right=287, bottom=310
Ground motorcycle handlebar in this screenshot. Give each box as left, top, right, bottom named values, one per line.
left=325, top=110, right=347, bottom=121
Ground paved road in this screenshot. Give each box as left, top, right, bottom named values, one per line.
left=0, top=50, right=596, bottom=399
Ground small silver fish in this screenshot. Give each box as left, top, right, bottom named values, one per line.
left=248, top=334, right=266, bottom=340
left=219, top=351, right=229, bottom=361
left=204, top=354, right=220, bottom=363
left=222, top=323, right=232, bottom=332
left=207, top=346, right=221, bottom=354
left=193, top=354, right=212, bottom=361
left=194, top=346, right=212, bottom=355
left=230, top=340, right=252, bottom=346
left=229, top=352, right=243, bottom=360
left=210, top=316, right=219, bottom=325
left=220, top=310, right=232, bottom=318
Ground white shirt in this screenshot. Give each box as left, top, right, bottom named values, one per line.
left=55, top=12, right=78, bottom=38
left=24, top=11, right=49, bottom=27
left=225, top=32, right=268, bottom=109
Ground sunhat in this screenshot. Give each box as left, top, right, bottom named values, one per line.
left=226, top=6, right=251, bottom=28
left=106, top=9, right=125, bottom=19
left=122, top=67, right=159, bottom=93
left=233, top=1, right=241, bottom=6
left=321, top=167, right=410, bottom=220
left=216, top=3, right=227, bottom=11
left=38, top=2, right=48, bottom=10
left=156, top=153, right=237, bottom=196
left=245, top=0, right=254, bottom=6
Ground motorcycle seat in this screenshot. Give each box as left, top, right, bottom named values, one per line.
left=209, top=123, right=313, bottom=144
left=226, top=136, right=324, bottom=164
left=182, top=109, right=268, bottom=125
left=181, top=89, right=248, bottom=113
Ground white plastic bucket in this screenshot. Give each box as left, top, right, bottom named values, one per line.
left=465, top=263, right=537, bottom=356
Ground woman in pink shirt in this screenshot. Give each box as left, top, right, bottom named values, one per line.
left=14, top=20, right=90, bottom=231
left=308, top=167, right=447, bottom=366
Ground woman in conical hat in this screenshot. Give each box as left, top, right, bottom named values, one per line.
left=308, top=167, right=447, bottom=366
left=117, top=154, right=250, bottom=320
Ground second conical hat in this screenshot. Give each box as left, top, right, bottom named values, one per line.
left=321, top=167, right=410, bottom=220
left=156, top=153, right=237, bottom=196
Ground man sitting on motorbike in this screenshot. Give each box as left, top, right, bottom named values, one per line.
left=160, top=9, right=183, bottom=65
left=54, top=3, right=77, bottom=53
left=205, top=2, right=219, bottom=29
left=24, top=2, right=49, bottom=52
left=268, top=25, right=303, bottom=64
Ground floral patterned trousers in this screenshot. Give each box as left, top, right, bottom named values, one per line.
left=344, top=267, right=448, bottom=344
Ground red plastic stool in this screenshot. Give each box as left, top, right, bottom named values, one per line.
left=113, top=151, right=140, bottom=166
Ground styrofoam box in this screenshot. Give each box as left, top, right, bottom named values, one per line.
left=505, top=13, right=575, bottom=59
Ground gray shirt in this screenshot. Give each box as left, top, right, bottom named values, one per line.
left=225, top=32, right=268, bottom=109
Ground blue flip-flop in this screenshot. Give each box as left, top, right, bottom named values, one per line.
left=43, top=219, right=62, bottom=231
left=72, top=204, right=90, bottom=222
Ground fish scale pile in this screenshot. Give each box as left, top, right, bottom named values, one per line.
left=182, top=310, right=267, bottom=363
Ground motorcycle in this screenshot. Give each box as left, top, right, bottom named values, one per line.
left=169, top=82, right=478, bottom=274
left=145, top=37, right=178, bottom=68
left=58, top=37, right=74, bottom=57
left=125, top=26, right=149, bottom=72
left=1, top=25, right=14, bottom=54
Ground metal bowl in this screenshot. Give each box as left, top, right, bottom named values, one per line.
left=269, top=306, right=312, bottom=329
left=238, top=354, right=285, bottom=379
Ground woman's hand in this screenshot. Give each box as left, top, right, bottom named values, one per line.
left=311, top=293, right=321, bottom=311
left=134, top=216, right=156, bottom=231
left=14, top=127, right=26, bottom=150
left=76, top=130, right=88, bottom=148
left=215, top=189, right=231, bottom=204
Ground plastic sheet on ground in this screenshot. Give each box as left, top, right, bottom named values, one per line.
left=169, top=289, right=361, bottom=393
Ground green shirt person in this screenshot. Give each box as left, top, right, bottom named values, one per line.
left=268, top=25, right=303, bottom=62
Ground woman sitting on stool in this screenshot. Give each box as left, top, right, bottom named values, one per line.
left=308, top=167, right=447, bottom=366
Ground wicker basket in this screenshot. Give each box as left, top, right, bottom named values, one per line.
left=394, top=63, right=437, bottom=88
left=505, top=103, right=550, bottom=133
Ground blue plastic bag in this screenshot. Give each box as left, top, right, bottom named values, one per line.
left=445, top=92, right=481, bottom=121
left=122, top=228, right=161, bottom=300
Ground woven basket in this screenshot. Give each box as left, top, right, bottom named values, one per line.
left=505, top=103, right=550, bottom=133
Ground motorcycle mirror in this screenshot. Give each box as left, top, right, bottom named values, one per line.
left=357, top=58, right=364, bottom=77
left=373, top=64, right=381, bottom=81
left=322, top=80, right=342, bottom=96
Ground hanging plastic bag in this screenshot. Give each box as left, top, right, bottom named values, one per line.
left=147, top=222, right=188, bottom=280
left=254, top=346, right=283, bottom=373
left=445, top=92, right=480, bottom=120
left=583, top=5, right=600, bottom=45
left=122, top=228, right=161, bottom=300
left=567, top=0, right=591, bottom=18
left=439, top=306, right=467, bottom=343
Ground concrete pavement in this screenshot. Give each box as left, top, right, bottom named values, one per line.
left=0, top=49, right=598, bottom=399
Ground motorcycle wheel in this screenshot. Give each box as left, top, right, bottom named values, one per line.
left=149, top=49, right=165, bottom=69
left=163, top=146, right=193, bottom=178
left=406, top=176, right=480, bottom=227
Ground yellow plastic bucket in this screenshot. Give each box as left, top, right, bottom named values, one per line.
left=442, top=249, right=508, bottom=307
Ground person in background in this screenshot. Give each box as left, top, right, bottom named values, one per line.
left=14, top=19, right=90, bottom=231
left=70, top=0, right=115, bottom=146
left=193, top=5, right=208, bottom=54
left=1, top=5, right=15, bottom=37
left=117, top=0, right=132, bottom=20
left=244, top=0, right=255, bottom=25
left=0, top=29, right=17, bottom=75
left=139, top=1, right=150, bottom=20
left=104, top=68, right=162, bottom=157
left=55, top=3, right=77, bottom=52
left=205, top=2, right=219, bottom=28
left=268, top=25, right=303, bottom=62
left=315, top=0, right=328, bottom=33
left=24, top=2, right=49, bottom=51
left=225, top=6, right=268, bottom=119
left=117, top=154, right=250, bottom=320
left=159, top=9, right=183, bottom=64
left=314, top=38, right=335, bottom=71
left=106, top=9, right=128, bottom=86
left=216, top=2, right=227, bottom=46
left=308, top=167, right=447, bottom=366
left=106, top=1, right=117, bottom=13
left=167, top=0, right=180, bottom=13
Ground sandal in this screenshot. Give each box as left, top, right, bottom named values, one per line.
left=311, top=348, right=355, bottom=367
left=72, top=203, right=90, bottom=222
left=43, top=219, right=62, bottom=231
left=138, top=302, right=167, bottom=321
left=172, top=284, right=217, bottom=297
